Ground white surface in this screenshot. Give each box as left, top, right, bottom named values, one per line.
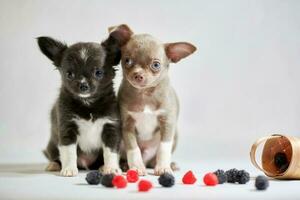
left=0, top=153, right=299, bottom=200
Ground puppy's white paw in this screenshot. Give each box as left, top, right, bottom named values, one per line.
left=60, top=166, right=78, bottom=177
left=154, top=165, right=173, bottom=176
left=101, top=165, right=122, bottom=175
left=129, top=163, right=147, bottom=176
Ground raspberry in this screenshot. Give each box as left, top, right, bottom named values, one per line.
left=182, top=170, right=197, bottom=184
left=203, top=173, right=218, bottom=186
left=101, top=174, right=115, bottom=187
left=85, top=171, right=102, bottom=185
left=213, top=169, right=227, bottom=184
left=138, top=179, right=153, bottom=192
left=112, top=175, right=127, bottom=188
left=158, top=173, right=175, bottom=187
left=255, top=175, right=269, bottom=190
left=126, top=169, right=139, bottom=183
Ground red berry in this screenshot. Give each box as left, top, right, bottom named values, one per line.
left=112, top=175, right=127, bottom=188
left=126, top=169, right=139, bottom=183
left=203, top=173, right=218, bottom=186
left=138, top=179, right=153, bottom=192
left=182, top=170, right=197, bottom=184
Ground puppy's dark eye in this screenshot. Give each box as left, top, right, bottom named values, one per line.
left=66, top=71, right=75, bottom=80
left=124, top=57, right=133, bottom=67
left=150, top=61, right=161, bottom=71
left=94, top=68, right=104, bottom=78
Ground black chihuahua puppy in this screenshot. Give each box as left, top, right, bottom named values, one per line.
left=37, top=28, right=127, bottom=176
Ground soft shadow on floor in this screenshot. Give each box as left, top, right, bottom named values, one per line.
left=0, top=163, right=57, bottom=177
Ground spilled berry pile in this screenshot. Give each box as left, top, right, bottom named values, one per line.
left=181, top=169, right=251, bottom=186
left=85, top=168, right=268, bottom=192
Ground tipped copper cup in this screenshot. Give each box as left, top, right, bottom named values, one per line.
left=250, top=134, right=300, bottom=179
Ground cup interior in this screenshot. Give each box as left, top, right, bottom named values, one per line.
left=262, top=136, right=292, bottom=176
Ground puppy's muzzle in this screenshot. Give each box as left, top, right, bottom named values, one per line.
left=133, top=73, right=144, bottom=83
left=79, top=82, right=89, bottom=92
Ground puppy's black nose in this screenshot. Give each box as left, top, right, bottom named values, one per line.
left=134, top=74, right=144, bottom=82
left=79, top=83, right=89, bottom=92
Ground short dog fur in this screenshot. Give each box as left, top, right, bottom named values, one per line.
left=37, top=29, right=126, bottom=176
left=113, top=24, right=197, bottom=175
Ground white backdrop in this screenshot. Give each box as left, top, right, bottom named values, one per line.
left=0, top=0, right=300, bottom=163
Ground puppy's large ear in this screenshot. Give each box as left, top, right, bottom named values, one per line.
left=107, top=24, right=133, bottom=46
left=165, top=42, right=196, bottom=63
left=102, top=24, right=133, bottom=66
left=37, top=37, right=67, bottom=67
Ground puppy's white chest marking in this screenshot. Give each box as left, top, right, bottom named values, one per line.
left=128, top=106, right=165, bottom=141
left=73, top=116, right=114, bottom=153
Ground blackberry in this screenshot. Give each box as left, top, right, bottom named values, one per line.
left=255, top=175, right=269, bottom=190
left=274, top=152, right=289, bottom=172
left=225, top=169, right=250, bottom=184
left=213, top=169, right=227, bottom=184
left=158, top=173, right=175, bottom=187
left=85, top=171, right=102, bottom=185
left=225, top=168, right=239, bottom=183
left=101, top=174, right=115, bottom=187
left=236, top=170, right=250, bottom=184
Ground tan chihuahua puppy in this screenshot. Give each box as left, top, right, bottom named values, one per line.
left=111, top=24, right=196, bottom=175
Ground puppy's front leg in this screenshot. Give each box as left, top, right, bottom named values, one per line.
left=154, top=115, right=176, bottom=176
left=58, top=124, right=78, bottom=177
left=58, top=144, right=78, bottom=177
left=102, top=146, right=121, bottom=174
left=101, top=123, right=122, bottom=174
left=123, top=116, right=147, bottom=175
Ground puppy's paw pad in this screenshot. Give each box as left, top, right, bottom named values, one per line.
left=101, top=166, right=122, bottom=175
left=45, top=162, right=61, bottom=171
left=154, top=166, right=173, bottom=176
left=60, top=167, right=78, bottom=177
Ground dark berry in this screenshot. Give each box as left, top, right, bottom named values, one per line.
left=213, top=169, right=227, bottom=184
left=274, top=152, right=289, bottom=172
left=255, top=175, right=269, bottom=190
left=236, top=170, right=250, bottom=184
left=85, top=171, right=102, bottom=185
left=226, top=169, right=250, bottom=184
left=101, top=174, right=115, bottom=187
left=225, top=168, right=239, bottom=183
left=158, top=173, right=175, bottom=187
